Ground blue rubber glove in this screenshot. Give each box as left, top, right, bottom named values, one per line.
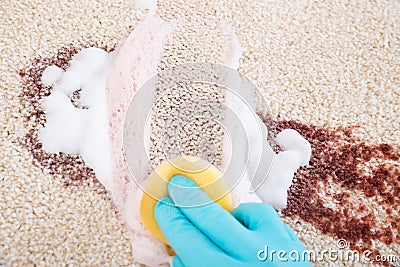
left=154, top=175, right=312, bottom=267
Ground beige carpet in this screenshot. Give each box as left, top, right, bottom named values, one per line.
left=1, top=0, right=399, bottom=266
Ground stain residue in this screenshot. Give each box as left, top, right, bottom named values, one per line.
left=267, top=119, right=399, bottom=264
left=19, top=44, right=114, bottom=187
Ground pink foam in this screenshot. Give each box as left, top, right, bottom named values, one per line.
left=105, top=15, right=270, bottom=267
left=106, top=17, right=173, bottom=267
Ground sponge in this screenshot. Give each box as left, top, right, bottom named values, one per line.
left=139, top=156, right=233, bottom=244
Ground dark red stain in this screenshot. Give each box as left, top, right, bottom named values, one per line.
left=266, top=119, right=399, bottom=266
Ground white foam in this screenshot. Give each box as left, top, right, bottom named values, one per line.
left=41, top=66, right=63, bottom=86
left=255, top=129, right=312, bottom=209
left=276, top=128, right=312, bottom=166
left=40, top=91, right=84, bottom=154
left=39, top=47, right=113, bottom=187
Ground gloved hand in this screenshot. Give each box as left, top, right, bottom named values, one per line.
left=154, top=175, right=312, bottom=267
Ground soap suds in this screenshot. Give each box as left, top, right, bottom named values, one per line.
left=39, top=48, right=114, bottom=188
left=41, top=66, right=63, bottom=86
left=255, top=128, right=312, bottom=209
left=19, top=43, right=116, bottom=187
left=105, top=15, right=175, bottom=267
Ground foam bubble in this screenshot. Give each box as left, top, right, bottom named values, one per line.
left=40, top=91, right=84, bottom=154
left=255, top=128, right=312, bottom=209
left=41, top=65, right=63, bottom=86
left=276, top=128, right=312, bottom=166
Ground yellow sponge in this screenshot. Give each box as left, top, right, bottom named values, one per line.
left=139, top=156, right=233, bottom=245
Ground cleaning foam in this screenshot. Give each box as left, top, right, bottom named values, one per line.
left=255, top=129, right=312, bottom=209
left=41, top=66, right=63, bottom=86
left=39, top=47, right=114, bottom=188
